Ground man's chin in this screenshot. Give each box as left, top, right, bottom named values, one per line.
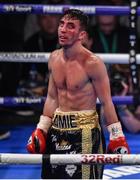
left=59, top=43, right=68, bottom=48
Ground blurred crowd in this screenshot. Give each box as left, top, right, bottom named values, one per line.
left=0, top=0, right=140, bottom=139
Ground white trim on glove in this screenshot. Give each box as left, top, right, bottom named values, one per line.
left=37, top=115, right=52, bottom=133
left=107, top=122, right=124, bottom=140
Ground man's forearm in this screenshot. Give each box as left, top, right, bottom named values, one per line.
left=103, top=103, right=119, bottom=126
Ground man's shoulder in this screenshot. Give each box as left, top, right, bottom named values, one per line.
left=51, top=48, right=62, bottom=58
left=85, top=50, right=102, bottom=64
left=84, top=51, right=105, bottom=73
left=48, top=48, right=62, bottom=66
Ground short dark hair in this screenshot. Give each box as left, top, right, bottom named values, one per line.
left=62, top=9, right=89, bottom=31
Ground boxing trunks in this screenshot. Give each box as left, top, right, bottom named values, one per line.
left=41, top=109, right=105, bottom=179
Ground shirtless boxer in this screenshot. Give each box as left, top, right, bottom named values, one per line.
left=27, top=9, right=130, bottom=179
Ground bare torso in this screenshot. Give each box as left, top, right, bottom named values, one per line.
left=50, top=48, right=98, bottom=111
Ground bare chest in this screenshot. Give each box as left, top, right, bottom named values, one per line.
left=52, top=61, right=88, bottom=90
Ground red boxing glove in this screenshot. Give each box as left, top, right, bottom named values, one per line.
left=27, top=128, right=47, bottom=154
left=107, top=122, right=130, bottom=154
left=26, top=115, right=52, bottom=154
left=107, top=136, right=130, bottom=154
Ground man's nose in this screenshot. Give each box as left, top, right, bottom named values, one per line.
left=60, top=25, right=67, bottom=32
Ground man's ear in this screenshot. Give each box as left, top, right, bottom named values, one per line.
left=79, top=31, right=87, bottom=41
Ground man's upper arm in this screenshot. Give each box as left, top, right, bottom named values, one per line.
left=47, top=72, right=58, bottom=100
left=43, top=53, right=58, bottom=117
left=47, top=52, right=58, bottom=99
left=88, top=56, right=112, bottom=105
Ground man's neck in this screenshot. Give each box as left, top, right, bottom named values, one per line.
left=63, top=42, right=83, bottom=61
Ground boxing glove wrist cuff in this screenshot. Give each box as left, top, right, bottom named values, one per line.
left=37, top=115, right=52, bottom=133
left=107, top=122, right=124, bottom=140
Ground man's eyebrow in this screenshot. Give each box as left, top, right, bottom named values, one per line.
left=67, top=21, right=75, bottom=25
left=59, top=19, right=76, bottom=24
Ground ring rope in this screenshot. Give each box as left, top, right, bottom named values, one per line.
left=0, top=96, right=134, bottom=106
left=1, top=53, right=140, bottom=64
left=1, top=153, right=140, bottom=165
left=0, top=4, right=140, bottom=15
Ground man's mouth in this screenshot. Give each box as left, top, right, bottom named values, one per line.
left=59, top=36, right=67, bottom=40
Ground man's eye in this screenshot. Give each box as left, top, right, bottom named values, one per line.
left=68, top=24, right=74, bottom=29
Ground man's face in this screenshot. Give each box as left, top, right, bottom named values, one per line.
left=98, top=15, right=117, bottom=35
left=39, top=15, right=60, bottom=35
left=58, top=16, right=83, bottom=47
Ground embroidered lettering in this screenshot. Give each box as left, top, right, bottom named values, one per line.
left=53, top=114, right=76, bottom=128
